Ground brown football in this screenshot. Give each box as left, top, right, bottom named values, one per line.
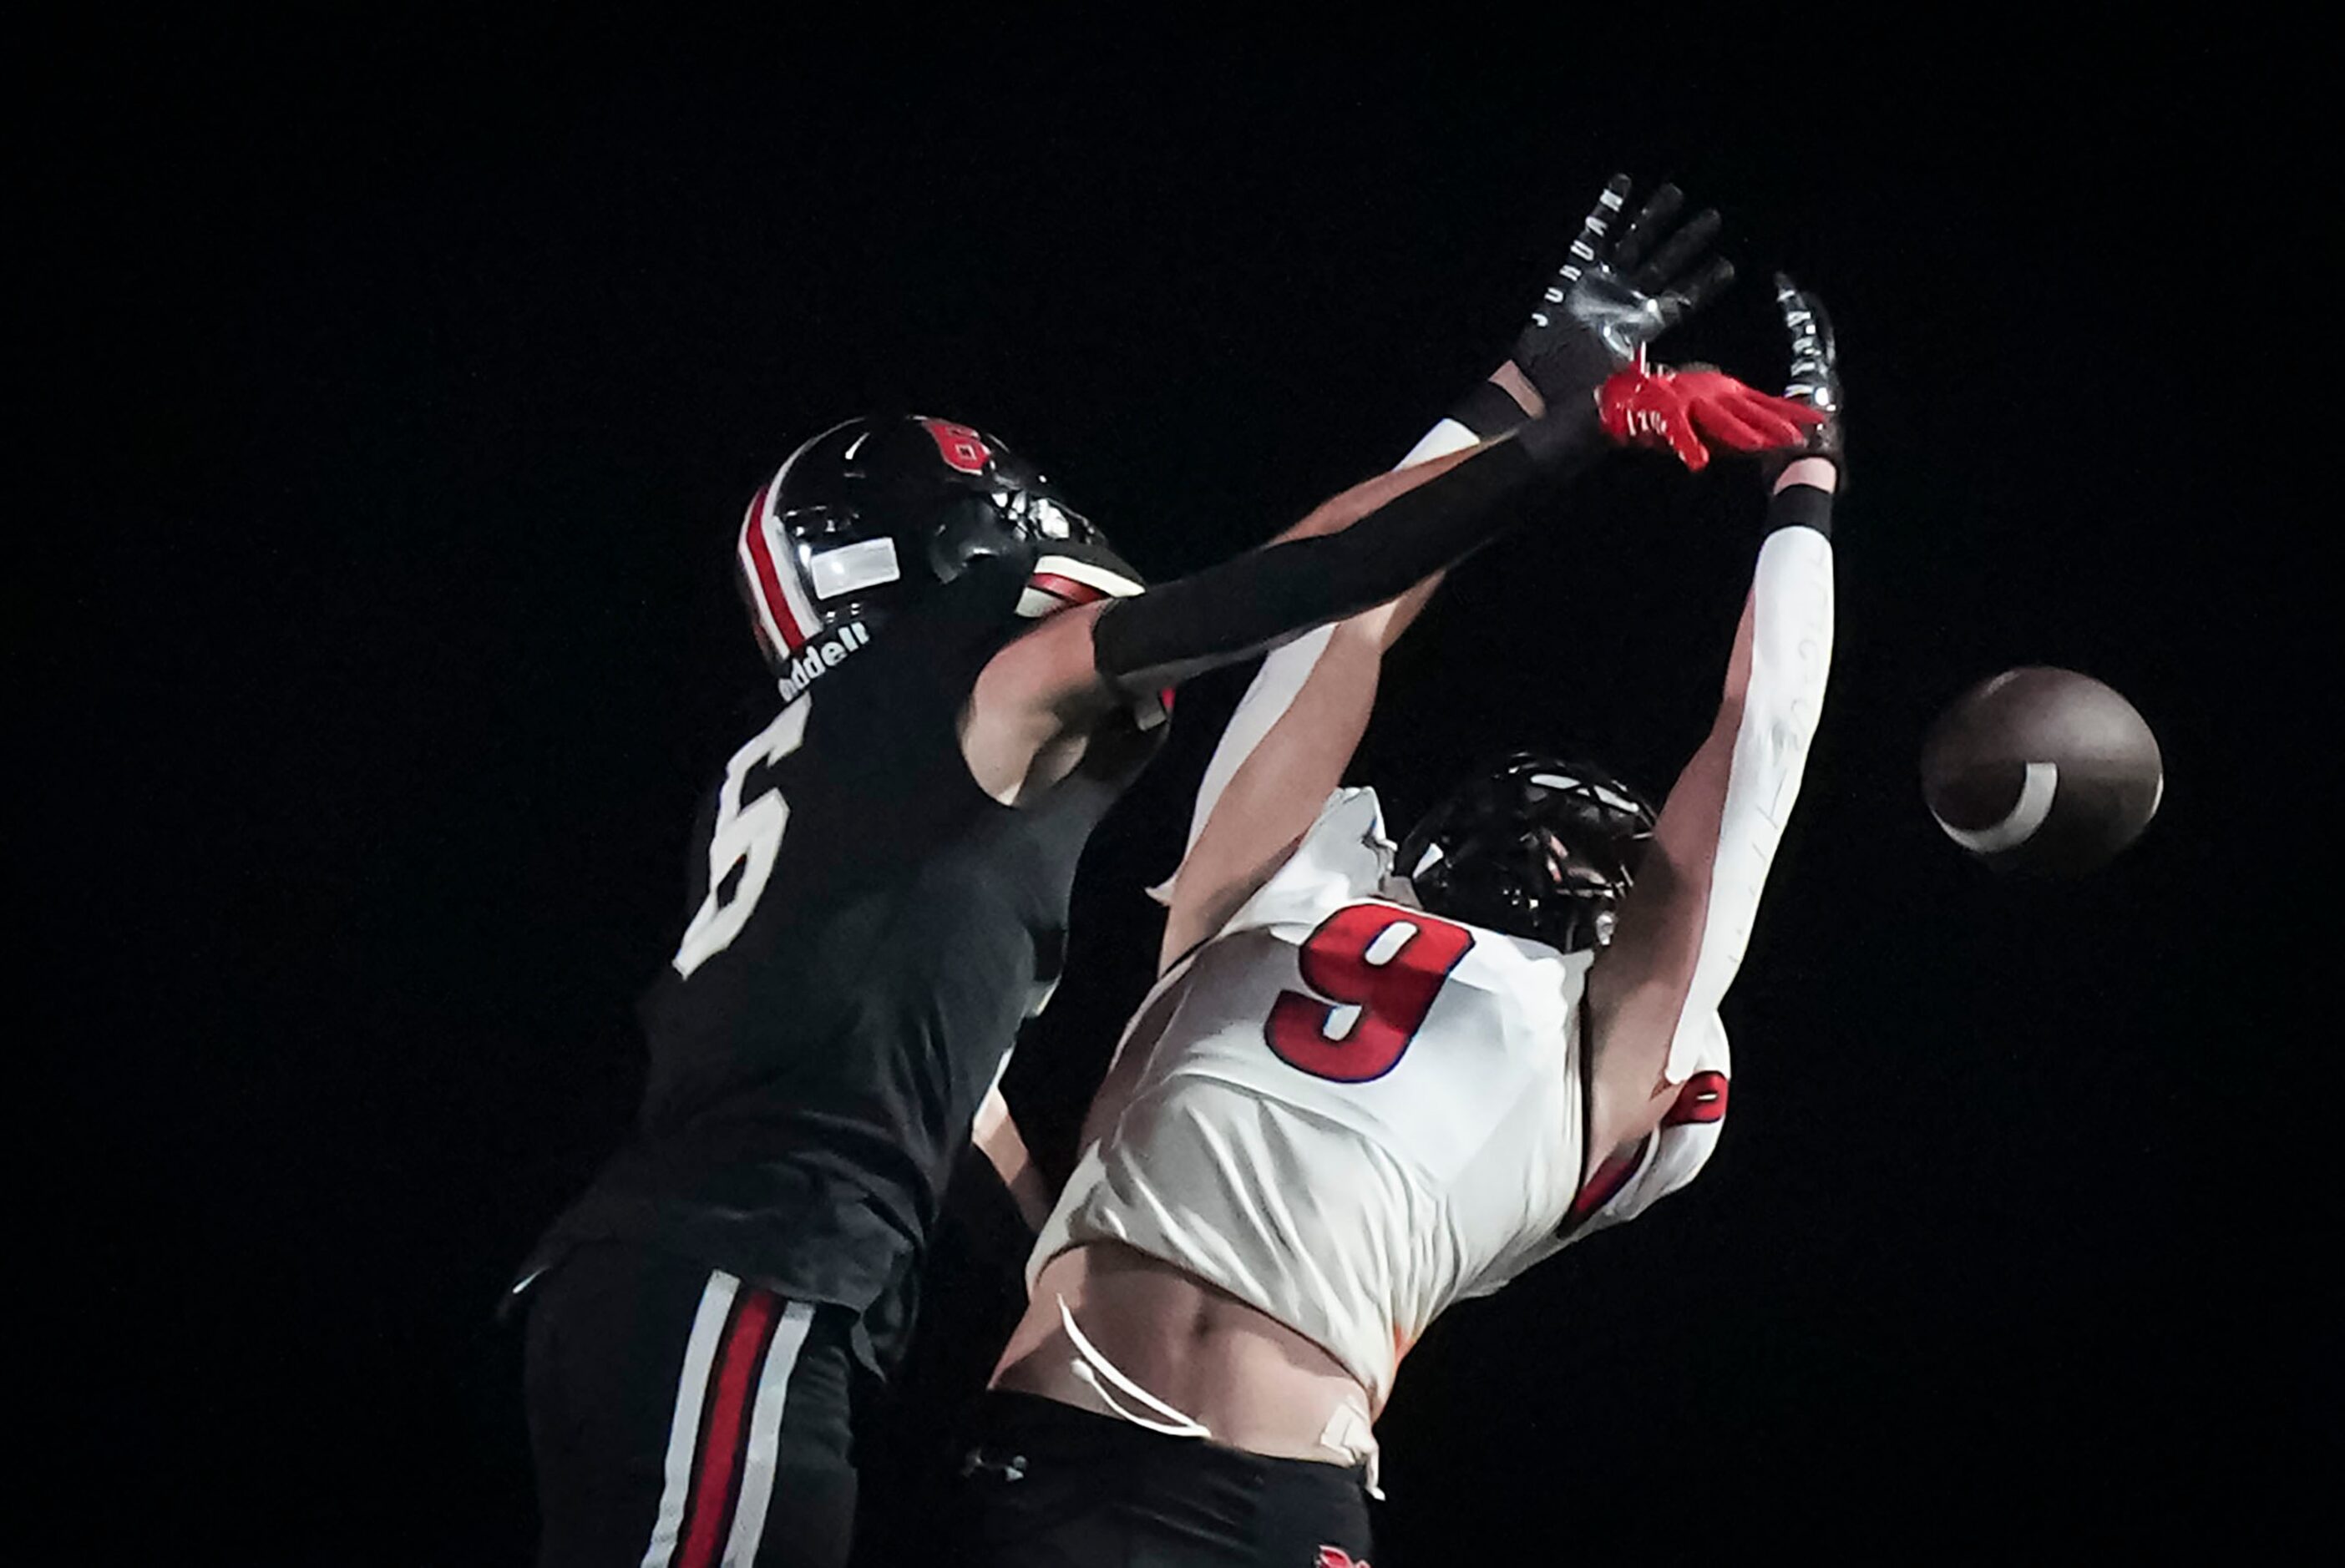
left=1920, top=667, right=2164, bottom=875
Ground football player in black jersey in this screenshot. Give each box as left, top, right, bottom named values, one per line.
left=512, top=176, right=1817, bottom=1568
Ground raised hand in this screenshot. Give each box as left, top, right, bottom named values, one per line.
left=1762, top=272, right=1846, bottom=486
left=1595, top=351, right=1827, bottom=473
left=1510, top=175, right=1738, bottom=409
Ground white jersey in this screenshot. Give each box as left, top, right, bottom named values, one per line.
left=1032, top=786, right=1729, bottom=1409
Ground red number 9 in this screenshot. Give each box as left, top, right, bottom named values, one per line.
left=1265, top=904, right=1474, bottom=1083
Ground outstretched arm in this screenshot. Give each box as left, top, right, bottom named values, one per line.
left=1147, top=372, right=1542, bottom=969
left=1581, top=276, right=1844, bottom=1181
left=964, top=179, right=1808, bottom=807
left=1147, top=178, right=1775, bottom=962
left=1151, top=501, right=1464, bottom=971
left=1077, top=175, right=1760, bottom=701
left=970, top=413, right=1584, bottom=727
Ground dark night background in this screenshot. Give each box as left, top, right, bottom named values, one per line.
left=38, top=18, right=2322, bottom=1565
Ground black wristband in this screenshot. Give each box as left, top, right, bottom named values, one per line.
left=1766, top=480, right=1835, bottom=540
left=1448, top=377, right=1532, bottom=440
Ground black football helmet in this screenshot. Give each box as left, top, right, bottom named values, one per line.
left=735, top=415, right=1144, bottom=674
left=1396, top=754, right=1658, bottom=953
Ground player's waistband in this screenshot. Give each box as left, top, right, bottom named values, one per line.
left=966, top=1389, right=1370, bottom=1485
left=510, top=1158, right=928, bottom=1373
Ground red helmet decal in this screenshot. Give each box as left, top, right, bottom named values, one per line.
left=918, top=417, right=992, bottom=474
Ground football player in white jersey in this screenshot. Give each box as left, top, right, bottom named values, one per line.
left=956, top=268, right=1844, bottom=1565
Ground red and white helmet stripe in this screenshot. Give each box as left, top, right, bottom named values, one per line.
left=1017, top=551, right=1145, bottom=619
left=735, top=432, right=837, bottom=655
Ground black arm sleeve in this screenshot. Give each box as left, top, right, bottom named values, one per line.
left=1447, top=377, right=1535, bottom=440
left=1091, top=401, right=1606, bottom=692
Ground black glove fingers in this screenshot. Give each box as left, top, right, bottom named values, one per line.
left=1608, top=182, right=1684, bottom=278
left=1658, top=256, right=1736, bottom=326
left=1772, top=272, right=1827, bottom=400
left=1552, top=174, right=1633, bottom=291
left=1773, top=272, right=1841, bottom=408
left=1633, top=207, right=1722, bottom=292
left=1583, top=172, right=1633, bottom=251
left=1805, top=295, right=1841, bottom=382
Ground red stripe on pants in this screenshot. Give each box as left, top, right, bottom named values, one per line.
left=676, top=1287, right=783, bottom=1568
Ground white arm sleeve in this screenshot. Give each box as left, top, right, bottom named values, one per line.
left=1664, top=524, right=1835, bottom=1080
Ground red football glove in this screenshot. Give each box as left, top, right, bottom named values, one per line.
left=1596, top=350, right=1826, bottom=472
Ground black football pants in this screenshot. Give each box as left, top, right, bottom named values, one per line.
left=523, top=1242, right=865, bottom=1568
left=955, top=1390, right=1375, bottom=1567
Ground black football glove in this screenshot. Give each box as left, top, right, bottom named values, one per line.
left=1760, top=272, right=1845, bottom=488
left=1510, top=175, right=1736, bottom=409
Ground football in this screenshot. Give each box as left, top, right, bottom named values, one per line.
left=1920, top=667, right=2164, bottom=875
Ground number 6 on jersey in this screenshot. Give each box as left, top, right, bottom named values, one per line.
left=1265, top=903, right=1475, bottom=1082
left=673, top=696, right=811, bottom=978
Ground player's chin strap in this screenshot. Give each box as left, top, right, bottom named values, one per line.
left=1054, top=1295, right=1386, bottom=1499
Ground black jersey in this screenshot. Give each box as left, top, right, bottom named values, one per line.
left=522, top=558, right=1161, bottom=1367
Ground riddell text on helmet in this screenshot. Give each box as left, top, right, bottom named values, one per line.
left=777, top=620, right=871, bottom=701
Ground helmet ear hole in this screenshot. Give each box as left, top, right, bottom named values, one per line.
left=927, top=496, right=1017, bottom=583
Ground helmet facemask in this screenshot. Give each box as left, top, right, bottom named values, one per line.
left=1397, top=756, right=1657, bottom=953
